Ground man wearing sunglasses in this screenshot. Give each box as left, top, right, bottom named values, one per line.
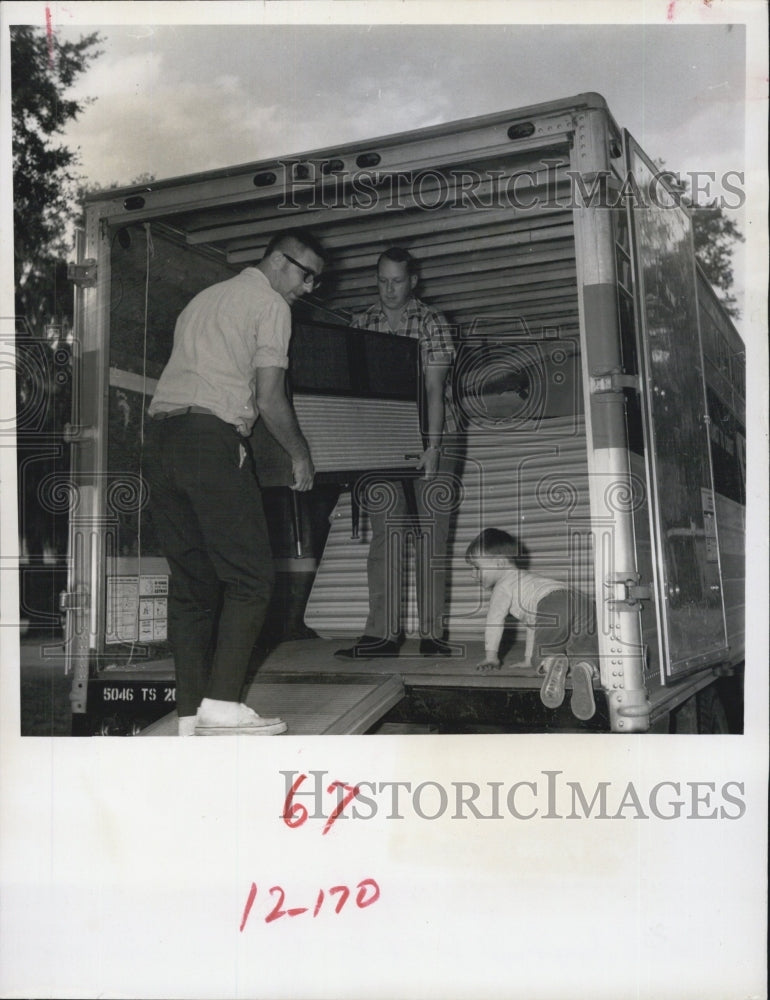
left=146, top=229, right=325, bottom=735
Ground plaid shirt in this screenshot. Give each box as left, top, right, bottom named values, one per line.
left=351, top=297, right=458, bottom=433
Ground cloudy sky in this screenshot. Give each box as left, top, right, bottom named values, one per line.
left=51, top=17, right=747, bottom=193
left=2, top=1, right=765, bottom=321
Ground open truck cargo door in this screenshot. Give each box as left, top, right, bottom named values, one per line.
left=624, top=133, right=729, bottom=679
left=58, top=93, right=743, bottom=734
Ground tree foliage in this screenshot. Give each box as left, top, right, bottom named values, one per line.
left=12, top=26, right=102, bottom=567
left=11, top=25, right=103, bottom=334
left=654, top=159, right=744, bottom=319
left=690, top=205, right=744, bottom=319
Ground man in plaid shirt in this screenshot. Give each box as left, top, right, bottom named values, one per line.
left=336, top=247, right=462, bottom=659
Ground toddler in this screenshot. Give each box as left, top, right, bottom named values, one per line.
left=466, top=528, right=599, bottom=720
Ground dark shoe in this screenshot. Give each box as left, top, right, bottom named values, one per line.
left=540, top=655, right=569, bottom=710
left=334, top=635, right=401, bottom=659
left=419, top=638, right=456, bottom=657
left=569, top=660, right=598, bottom=721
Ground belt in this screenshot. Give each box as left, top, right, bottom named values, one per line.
left=152, top=406, right=243, bottom=435
left=153, top=405, right=220, bottom=420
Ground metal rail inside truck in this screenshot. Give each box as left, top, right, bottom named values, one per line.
left=61, top=92, right=745, bottom=736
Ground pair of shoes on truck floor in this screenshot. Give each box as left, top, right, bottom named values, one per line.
left=335, top=635, right=401, bottom=659
left=335, top=635, right=457, bottom=659
left=183, top=698, right=287, bottom=736
left=539, top=657, right=598, bottom=721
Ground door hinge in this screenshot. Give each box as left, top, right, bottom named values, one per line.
left=590, top=370, right=640, bottom=394
left=67, top=259, right=97, bottom=287
left=59, top=587, right=90, bottom=612
left=62, top=422, right=97, bottom=444
left=605, top=573, right=652, bottom=612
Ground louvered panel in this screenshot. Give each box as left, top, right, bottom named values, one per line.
left=430, top=292, right=579, bottom=318
left=294, top=396, right=421, bottom=471
left=306, top=415, right=592, bottom=637
left=453, top=308, right=580, bottom=330
left=225, top=207, right=574, bottom=261
left=334, top=262, right=576, bottom=311
left=321, top=222, right=577, bottom=271
left=328, top=250, right=577, bottom=305
left=201, top=155, right=574, bottom=249
left=221, top=177, right=571, bottom=253
left=321, top=217, right=577, bottom=333
left=449, top=422, right=594, bottom=633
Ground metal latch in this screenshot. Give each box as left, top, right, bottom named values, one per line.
left=62, top=423, right=96, bottom=444
left=590, top=371, right=640, bottom=394
left=67, top=259, right=97, bottom=287
left=605, top=573, right=652, bottom=612
left=59, top=588, right=89, bottom=612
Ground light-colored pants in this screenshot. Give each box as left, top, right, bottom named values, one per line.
left=361, top=451, right=462, bottom=641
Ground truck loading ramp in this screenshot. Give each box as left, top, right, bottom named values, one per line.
left=139, top=669, right=404, bottom=736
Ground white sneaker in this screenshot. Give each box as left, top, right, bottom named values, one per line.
left=539, top=655, right=569, bottom=710
left=178, top=715, right=197, bottom=737
left=569, top=660, right=599, bottom=721
left=194, top=698, right=288, bottom=736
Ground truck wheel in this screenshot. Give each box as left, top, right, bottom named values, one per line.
left=96, top=716, right=120, bottom=736
left=670, top=696, right=698, bottom=733
left=696, top=686, right=730, bottom=734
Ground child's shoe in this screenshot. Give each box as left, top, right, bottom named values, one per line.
left=569, top=661, right=598, bottom=721
left=539, top=655, right=569, bottom=709
left=195, top=698, right=288, bottom=736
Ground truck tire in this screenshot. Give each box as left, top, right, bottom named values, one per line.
left=670, top=695, right=698, bottom=733
left=696, top=686, right=730, bottom=734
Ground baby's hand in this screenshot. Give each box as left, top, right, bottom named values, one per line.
left=476, top=655, right=501, bottom=672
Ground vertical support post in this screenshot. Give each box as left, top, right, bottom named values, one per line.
left=572, top=109, right=650, bottom=732
left=64, top=209, right=111, bottom=722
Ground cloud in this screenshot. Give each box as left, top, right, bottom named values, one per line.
left=59, top=21, right=746, bottom=204
left=66, top=58, right=284, bottom=186
left=65, top=37, right=460, bottom=187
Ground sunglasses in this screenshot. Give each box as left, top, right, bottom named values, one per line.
left=282, top=251, right=322, bottom=289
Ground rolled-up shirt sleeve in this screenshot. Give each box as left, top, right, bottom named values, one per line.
left=420, top=310, right=455, bottom=366
left=253, top=295, right=292, bottom=369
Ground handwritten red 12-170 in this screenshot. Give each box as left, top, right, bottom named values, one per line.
left=240, top=878, right=380, bottom=930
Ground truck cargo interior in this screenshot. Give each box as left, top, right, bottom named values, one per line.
left=64, top=94, right=745, bottom=735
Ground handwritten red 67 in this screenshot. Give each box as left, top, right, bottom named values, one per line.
left=282, top=773, right=360, bottom=835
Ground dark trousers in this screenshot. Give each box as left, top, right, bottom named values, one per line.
left=143, top=414, right=275, bottom=717
left=531, top=588, right=598, bottom=671
left=363, top=449, right=462, bottom=641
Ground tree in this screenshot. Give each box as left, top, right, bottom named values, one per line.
left=654, top=160, right=744, bottom=319
left=11, top=25, right=103, bottom=335
left=690, top=206, right=744, bottom=319
left=11, top=26, right=102, bottom=621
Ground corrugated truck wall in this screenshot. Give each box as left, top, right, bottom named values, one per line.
left=306, top=414, right=592, bottom=638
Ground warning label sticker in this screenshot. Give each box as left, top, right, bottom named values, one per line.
left=106, top=575, right=168, bottom=644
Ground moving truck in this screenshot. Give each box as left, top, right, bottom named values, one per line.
left=61, top=92, right=745, bottom=735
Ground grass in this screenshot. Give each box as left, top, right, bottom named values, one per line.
left=19, top=634, right=72, bottom=737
